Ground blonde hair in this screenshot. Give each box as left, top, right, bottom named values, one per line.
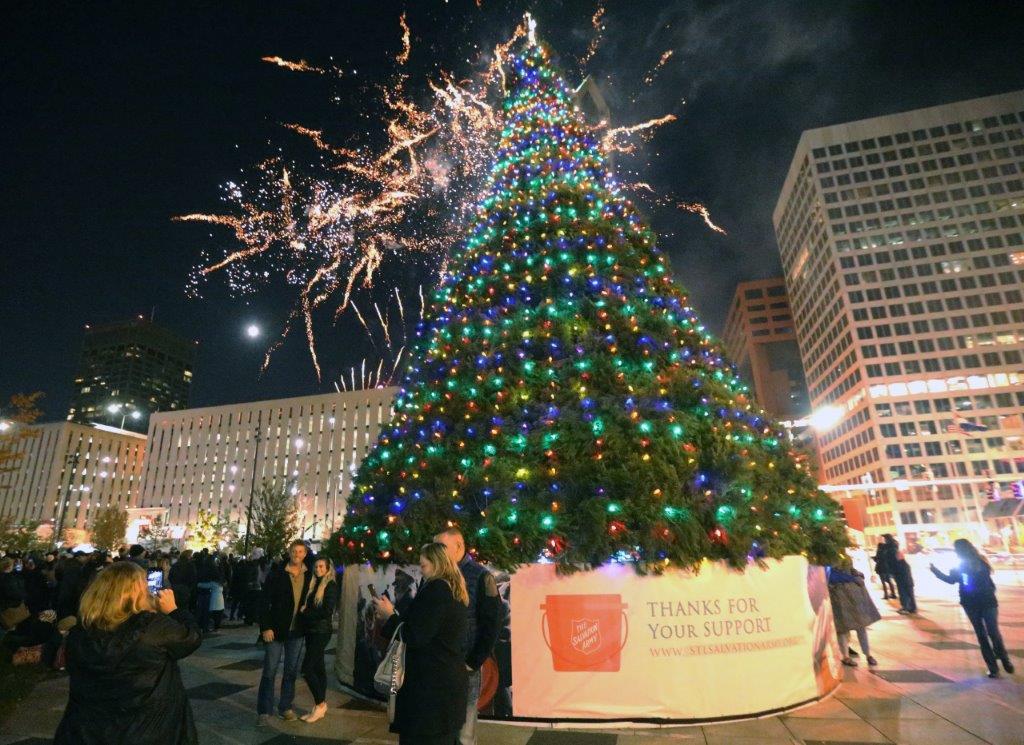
left=79, top=561, right=154, bottom=632
left=303, top=558, right=336, bottom=607
left=421, top=542, right=468, bottom=606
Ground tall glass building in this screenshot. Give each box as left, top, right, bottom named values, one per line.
left=67, top=317, right=196, bottom=434
left=774, top=91, right=1024, bottom=549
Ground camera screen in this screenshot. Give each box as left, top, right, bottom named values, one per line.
left=147, top=570, right=163, bottom=592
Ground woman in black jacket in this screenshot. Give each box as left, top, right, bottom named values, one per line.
left=931, top=539, right=1014, bottom=678
left=55, top=561, right=202, bottom=745
left=374, top=542, right=469, bottom=745
left=873, top=536, right=897, bottom=600
left=298, top=557, right=339, bottom=723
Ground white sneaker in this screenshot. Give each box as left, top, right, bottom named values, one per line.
left=301, top=703, right=327, bottom=723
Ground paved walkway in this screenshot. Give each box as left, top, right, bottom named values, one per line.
left=3, top=583, right=1023, bottom=745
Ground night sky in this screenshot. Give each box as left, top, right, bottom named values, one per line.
left=4, top=1, right=1024, bottom=421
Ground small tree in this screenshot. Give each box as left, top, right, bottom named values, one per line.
left=0, top=514, right=46, bottom=554
left=186, top=509, right=240, bottom=551
left=246, top=479, right=298, bottom=560
left=139, top=515, right=176, bottom=552
left=0, top=392, right=44, bottom=479
left=90, top=506, right=129, bottom=552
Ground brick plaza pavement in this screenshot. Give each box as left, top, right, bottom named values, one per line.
left=2, top=580, right=1023, bottom=745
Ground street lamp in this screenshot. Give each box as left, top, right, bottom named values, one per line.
left=807, top=405, right=844, bottom=432
left=106, top=402, right=144, bottom=429
left=243, top=415, right=264, bottom=555
left=53, top=451, right=81, bottom=548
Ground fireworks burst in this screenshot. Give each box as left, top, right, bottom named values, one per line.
left=182, top=11, right=718, bottom=380
left=643, top=50, right=674, bottom=84
left=599, top=114, right=678, bottom=154
left=580, top=6, right=605, bottom=67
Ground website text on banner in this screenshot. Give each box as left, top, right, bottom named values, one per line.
left=511, top=556, right=840, bottom=721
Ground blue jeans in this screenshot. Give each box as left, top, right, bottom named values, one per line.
left=964, top=604, right=1009, bottom=673
left=459, top=668, right=482, bottom=745
left=257, top=636, right=305, bottom=715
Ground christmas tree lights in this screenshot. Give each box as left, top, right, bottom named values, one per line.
left=330, top=35, right=848, bottom=573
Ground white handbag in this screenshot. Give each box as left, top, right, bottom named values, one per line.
left=374, top=622, right=406, bottom=696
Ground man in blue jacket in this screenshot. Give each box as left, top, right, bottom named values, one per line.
left=436, top=528, right=501, bottom=745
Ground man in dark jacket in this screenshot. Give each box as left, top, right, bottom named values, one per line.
left=169, top=550, right=197, bottom=612
left=436, top=528, right=501, bottom=745
left=55, top=552, right=89, bottom=620
left=257, top=540, right=311, bottom=724
left=126, top=544, right=148, bottom=569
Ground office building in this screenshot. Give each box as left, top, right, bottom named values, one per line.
left=0, top=422, right=147, bottom=544
left=722, top=278, right=810, bottom=421
left=137, top=388, right=396, bottom=541
left=67, top=317, right=196, bottom=434
left=774, top=91, right=1024, bottom=548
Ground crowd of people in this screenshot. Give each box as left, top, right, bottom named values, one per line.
left=1, top=527, right=501, bottom=745
left=2, top=529, right=1015, bottom=743
left=837, top=533, right=1016, bottom=680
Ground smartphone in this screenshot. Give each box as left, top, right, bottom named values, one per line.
left=147, top=570, right=164, bottom=593
left=367, top=584, right=380, bottom=599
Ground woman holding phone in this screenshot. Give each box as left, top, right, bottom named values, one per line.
left=931, top=539, right=1014, bottom=678
left=55, top=561, right=202, bottom=744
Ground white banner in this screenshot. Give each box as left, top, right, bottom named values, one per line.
left=511, top=556, right=840, bottom=721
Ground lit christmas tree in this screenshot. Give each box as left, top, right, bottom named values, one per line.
left=332, top=38, right=848, bottom=572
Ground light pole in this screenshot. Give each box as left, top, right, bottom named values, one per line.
left=243, top=415, right=264, bottom=555
left=53, top=451, right=81, bottom=548
left=106, top=403, right=143, bottom=430
left=302, top=516, right=321, bottom=542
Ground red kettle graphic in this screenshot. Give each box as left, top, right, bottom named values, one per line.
left=540, top=594, right=629, bottom=672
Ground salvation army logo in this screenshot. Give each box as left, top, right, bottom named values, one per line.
left=570, top=618, right=601, bottom=654
left=541, top=594, right=629, bottom=672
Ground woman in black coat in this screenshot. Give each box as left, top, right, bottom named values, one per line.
left=873, top=536, right=897, bottom=600
left=298, top=557, right=339, bottom=723
left=55, top=561, right=202, bottom=745
left=374, top=542, right=469, bottom=745
left=931, top=539, right=1015, bottom=678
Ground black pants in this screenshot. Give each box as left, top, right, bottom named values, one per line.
left=195, top=588, right=212, bottom=632
left=895, top=574, right=916, bottom=612
left=878, top=572, right=897, bottom=598
left=964, top=604, right=1009, bottom=673
left=302, top=632, right=331, bottom=705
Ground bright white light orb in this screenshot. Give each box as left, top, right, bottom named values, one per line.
left=245, top=324, right=261, bottom=339
left=808, top=405, right=844, bottom=432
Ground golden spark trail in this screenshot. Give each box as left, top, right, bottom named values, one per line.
left=394, top=286, right=405, bottom=326
left=600, top=114, right=677, bottom=153
left=678, top=202, right=727, bottom=235
left=397, top=13, right=411, bottom=65
left=580, top=6, right=605, bottom=67
left=390, top=347, right=406, bottom=382
left=282, top=124, right=358, bottom=157
left=644, top=50, right=674, bottom=84
left=374, top=302, right=392, bottom=349
left=349, top=301, right=374, bottom=343
left=261, top=56, right=325, bottom=74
